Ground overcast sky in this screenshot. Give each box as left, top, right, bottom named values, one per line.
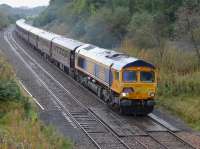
left=0, top=0, right=50, bottom=8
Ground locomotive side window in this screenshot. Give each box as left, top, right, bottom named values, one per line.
left=123, top=71, right=137, bottom=82
left=94, top=64, right=100, bottom=77
left=105, top=69, right=110, bottom=83
left=140, top=71, right=154, bottom=83
left=78, top=56, right=87, bottom=69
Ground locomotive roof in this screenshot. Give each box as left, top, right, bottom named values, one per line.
left=52, top=37, right=84, bottom=51
left=77, top=45, right=155, bottom=71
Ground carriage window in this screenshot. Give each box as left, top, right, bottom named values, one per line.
left=123, top=71, right=137, bottom=82
left=140, top=71, right=154, bottom=83
left=78, top=57, right=87, bottom=69
left=64, top=51, right=67, bottom=57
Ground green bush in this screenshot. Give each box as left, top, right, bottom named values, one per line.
left=0, top=80, right=22, bottom=101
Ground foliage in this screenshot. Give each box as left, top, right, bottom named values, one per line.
left=127, top=12, right=156, bottom=49
left=83, top=6, right=130, bottom=47
left=0, top=80, right=21, bottom=101
left=33, top=0, right=186, bottom=48
left=0, top=12, right=9, bottom=29
left=175, top=1, right=200, bottom=65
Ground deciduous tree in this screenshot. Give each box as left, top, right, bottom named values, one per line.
left=176, top=0, right=200, bottom=65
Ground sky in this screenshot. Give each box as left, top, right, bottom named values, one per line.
left=0, top=0, right=50, bottom=8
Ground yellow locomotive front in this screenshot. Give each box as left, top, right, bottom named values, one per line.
left=112, top=64, right=157, bottom=115
left=120, top=66, right=156, bottom=100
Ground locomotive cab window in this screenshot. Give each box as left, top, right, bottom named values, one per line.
left=123, top=71, right=137, bottom=82
left=140, top=71, right=154, bottom=83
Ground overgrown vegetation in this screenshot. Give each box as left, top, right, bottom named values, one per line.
left=0, top=54, right=73, bottom=148
left=34, top=0, right=200, bottom=130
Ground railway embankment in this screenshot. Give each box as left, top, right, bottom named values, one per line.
left=157, top=57, right=200, bottom=131
left=0, top=53, right=73, bottom=148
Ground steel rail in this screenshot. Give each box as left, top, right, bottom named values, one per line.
left=148, top=115, right=196, bottom=149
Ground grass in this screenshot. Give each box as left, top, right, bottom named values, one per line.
left=0, top=100, right=73, bottom=148
left=156, top=71, right=200, bottom=131
left=158, top=96, right=200, bottom=130
left=0, top=54, right=73, bottom=148
left=158, top=71, right=200, bottom=97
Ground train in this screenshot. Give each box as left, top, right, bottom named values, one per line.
left=15, top=19, right=157, bottom=115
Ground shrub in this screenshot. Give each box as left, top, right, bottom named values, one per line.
left=0, top=80, right=22, bottom=101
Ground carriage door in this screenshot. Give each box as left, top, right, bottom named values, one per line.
left=36, top=36, right=39, bottom=49
left=70, top=50, right=75, bottom=69
left=69, top=50, right=75, bottom=78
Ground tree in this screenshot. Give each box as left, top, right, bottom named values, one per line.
left=176, top=1, right=200, bottom=65
left=0, top=12, right=9, bottom=29
left=128, top=12, right=155, bottom=49
left=84, top=6, right=130, bottom=48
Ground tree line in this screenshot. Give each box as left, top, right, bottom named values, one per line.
left=34, top=0, right=200, bottom=65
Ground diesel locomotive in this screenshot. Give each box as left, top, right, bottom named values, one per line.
left=16, top=19, right=157, bottom=115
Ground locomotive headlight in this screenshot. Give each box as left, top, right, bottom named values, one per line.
left=121, top=88, right=134, bottom=97
left=121, top=92, right=129, bottom=97
left=149, top=92, right=155, bottom=97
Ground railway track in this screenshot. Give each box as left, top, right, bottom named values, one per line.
left=147, top=115, right=196, bottom=149
left=90, top=107, right=196, bottom=149
left=3, top=28, right=197, bottom=149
